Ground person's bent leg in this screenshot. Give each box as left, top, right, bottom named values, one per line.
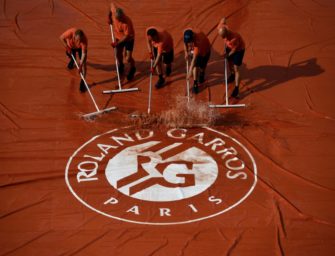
left=116, top=44, right=124, bottom=74
left=67, top=48, right=76, bottom=70
left=155, top=61, right=165, bottom=88
left=192, top=66, right=199, bottom=94
left=231, top=65, right=240, bottom=97
left=79, top=49, right=87, bottom=93
left=227, top=60, right=235, bottom=83
left=126, top=51, right=136, bottom=81
left=125, top=39, right=136, bottom=81
left=79, top=63, right=87, bottom=93
left=199, top=51, right=210, bottom=83
left=231, top=49, right=244, bottom=97
left=163, top=50, right=174, bottom=76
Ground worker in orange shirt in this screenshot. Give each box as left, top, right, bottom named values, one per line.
left=59, top=28, right=88, bottom=92
left=146, top=27, right=174, bottom=88
left=107, top=3, right=136, bottom=81
left=183, top=29, right=211, bottom=94
left=218, top=24, right=245, bottom=98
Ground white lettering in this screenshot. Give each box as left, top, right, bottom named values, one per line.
left=135, top=130, right=154, bottom=140
left=208, top=196, right=223, bottom=204
left=103, top=197, right=119, bottom=205
left=77, top=161, right=98, bottom=182
left=188, top=132, right=204, bottom=144
left=126, top=205, right=140, bottom=215
left=188, top=204, right=198, bottom=212
left=217, top=147, right=238, bottom=160
left=167, top=128, right=187, bottom=139
left=97, top=143, right=118, bottom=154
left=205, top=138, right=226, bottom=151
left=111, top=134, right=134, bottom=146
left=226, top=157, right=245, bottom=171
left=226, top=171, right=247, bottom=180
left=160, top=208, right=171, bottom=216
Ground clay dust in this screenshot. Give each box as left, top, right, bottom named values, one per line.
left=130, top=96, right=218, bottom=128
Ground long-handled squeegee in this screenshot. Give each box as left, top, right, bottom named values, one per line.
left=103, top=24, right=139, bottom=94
left=209, top=45, right=245, bottom=108
left=71, top=54, right=116, bottom=118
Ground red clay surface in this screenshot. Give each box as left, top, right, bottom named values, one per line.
left=1, top=0, right=335, bottom=255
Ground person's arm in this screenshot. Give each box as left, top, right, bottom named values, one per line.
left=59, top=32, right=70, bottom=52
left=153, top=51, right=161, bottom=69
left=187, top=48, right=197, bottom=79
left=59, top=31, right=71, bottom=55
left=78, top=44, right=87, bottom=76
left=226, top=38, right=238, bottom=57
left=146, top=35, right=154, bottom=58
left=112, top=22, right=132, bottom=46
left=80, top=49, right=87, bottom=66
left=183, top=43, right=189, bottom=60
left=107, top=10, right=113, bottom=24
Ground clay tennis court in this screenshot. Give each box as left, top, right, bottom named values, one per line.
left=1, top=0, right=335, bottom=255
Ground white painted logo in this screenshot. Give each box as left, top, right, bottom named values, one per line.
left=65, top=127, right=257, bottom=225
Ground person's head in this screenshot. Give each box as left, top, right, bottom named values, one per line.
left=115, top=7, right=124, bottom=20
left=184, top=29, right=194, bottom=48
left=147, top=28, right=159, bottom=41
left=218, top=27, right=228, bottom=38
left=74, top=29, right=84, bottom=44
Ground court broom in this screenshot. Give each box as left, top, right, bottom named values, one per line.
left=209, top=44, right=245, bottom=108
left=103, top=24, right=139, bottom=94
left=186, top=59, right=190, bottom=103
left=71, top=54, right=117, bottom=118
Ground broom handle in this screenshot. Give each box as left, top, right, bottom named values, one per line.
left=224, top=44, right=228, bottom=105
left=186, top=59, right=190, bottom=102
left=148, top=59, right=153, bottom=114
left=71, top=54, right=100, bottom=112
left=110, top=24, right=122, bottom=90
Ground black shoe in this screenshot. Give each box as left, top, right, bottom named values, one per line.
left=80, top=80, right=87, bottom=93
left=192, top=83, right=199, bottom=94
left=67, top=60, right=74, bottom=70
left=118, top=63, right=124, bottom=74
left=199, top=71, right=205, bottom=83
left=155, top=76, right=165, bottom=89
left=231, top=86, right=239, bottom=98
left=165, top=66, right=172, bottom=76
left=127, top=66, right=136, bottom=81
left=227, top=73, right=235, bottom=83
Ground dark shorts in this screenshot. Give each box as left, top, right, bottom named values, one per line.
left=227, top=48, right=245, bottom=66
left=153, top=47, right=174, bottom=64
left=66, top=48, right=82, bottom=59
left=195, top=51, right=211, bottom=69
left=117, top=38, right=135, bottom=52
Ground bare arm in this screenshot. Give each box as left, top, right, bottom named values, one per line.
left=59, top=34, right=68, bottom=49
left=146, top=36, right=153, bottom=54
left=183, top=43, right=188, bottom=59
left=188, top=53, right=196, bottom=77
left=227, top=38, right=238, bottom=56
left=153, top=52, right=161, bottom=68
left=80, top=49, right=87, bottom=65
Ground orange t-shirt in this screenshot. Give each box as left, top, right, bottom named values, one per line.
left=225, top=31, right=245, bottom=51
left=111, top=9, right=135, bottom=40
left=185, top=30, right=211, bottom=57
left=146, top=27, right=173, bottom=54
left=61, top=28, right=88, bottom=52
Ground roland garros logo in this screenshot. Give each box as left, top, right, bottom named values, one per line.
left=65, top=127, right=257, bottom=225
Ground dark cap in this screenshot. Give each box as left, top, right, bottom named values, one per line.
left=184, top=29, right=193, bottom=43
